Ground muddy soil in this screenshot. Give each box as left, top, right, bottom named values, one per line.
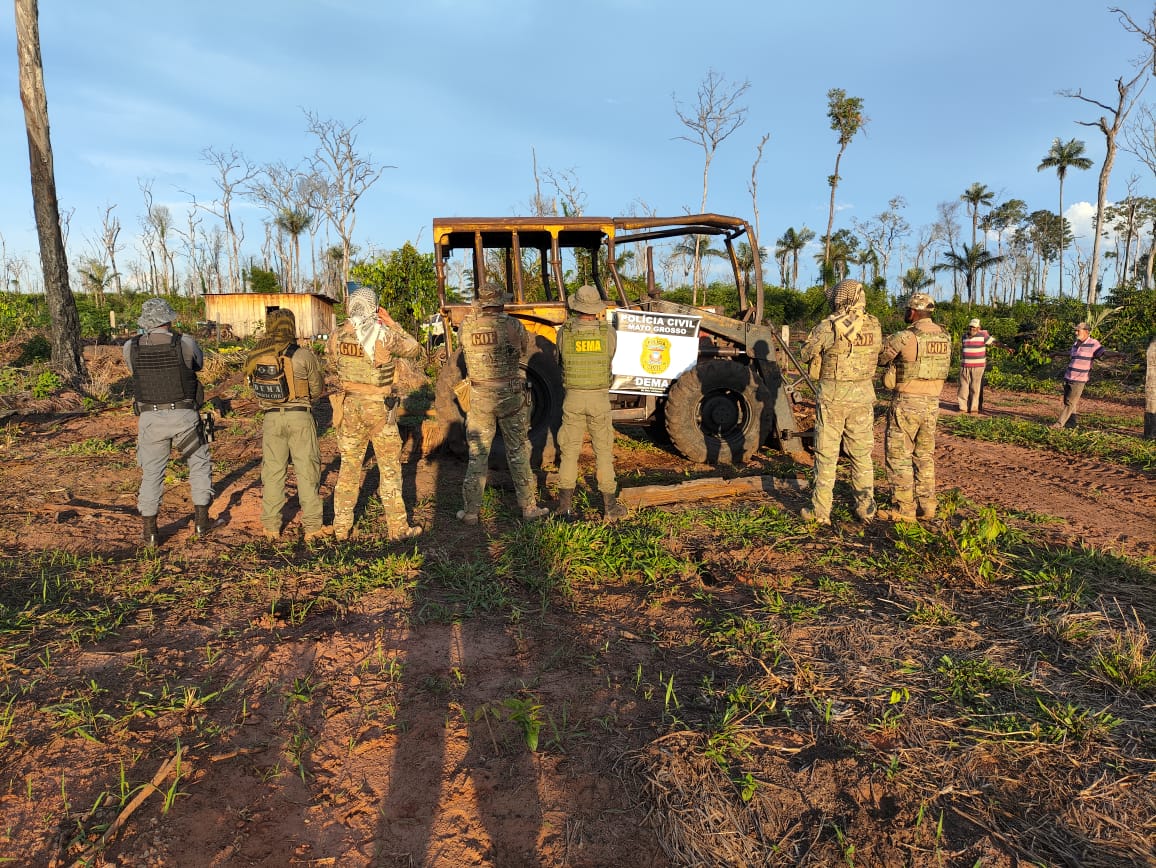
left=0, top=371, right=1152, bottom=867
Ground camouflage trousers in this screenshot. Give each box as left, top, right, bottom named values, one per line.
left=810, top=394, right=875, bottom=522
left=260, top=409, right=322, bottom=534
left=332, top=394, right=411, bottom=536
left=462, top=382, right=537, bottom=515
left=885, top=394, right=939, bottom=514
left=557, top=389, right=616, bottom=494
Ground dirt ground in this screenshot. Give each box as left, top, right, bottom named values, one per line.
left=0, top=368, right=1153, bottom=867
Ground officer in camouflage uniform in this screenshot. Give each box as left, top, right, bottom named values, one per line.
left=554, top=285, right=626, bottom=521
left=328, top=287, right=424, bottom=541
left=877, top=292, right=951, bottom=522
left=456, top=283, right=547, bottom=525
left=244, top=308, right=326, bottom=542
left=797, top=279, right=882, bottom=525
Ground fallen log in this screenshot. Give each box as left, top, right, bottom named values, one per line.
left=617, top=474, right=808, bottom=509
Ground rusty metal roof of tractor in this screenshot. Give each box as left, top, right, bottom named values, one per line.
left=432, top=214, right=750, bottom=250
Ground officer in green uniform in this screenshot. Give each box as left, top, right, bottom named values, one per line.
left=244, top=308, right=326, bottom=541
left=554, top=285, right=626, bottom=521
left=456, top=283, right=547, bottom=525
left=328, top=287, right=424, bottom=541
left=877, top=292, right=951, bottom=522
left=797, top=279, right=882, bottom=525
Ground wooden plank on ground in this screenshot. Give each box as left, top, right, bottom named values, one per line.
left=617, top=474, right=809, bottom=508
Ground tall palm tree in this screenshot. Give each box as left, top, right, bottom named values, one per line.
left=776, top=226, right=814, bottom=289
left=274, top=207, right=313, bottom=292
left=900, top=267, right=935, bottom=293
left=932, top=244, right=1005, bottom=306
left=1037, top=138, right=1093, bottom=298
left=960, top=182, right=995, bottom=249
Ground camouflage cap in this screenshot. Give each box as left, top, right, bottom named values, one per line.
left=347, top=287, right=378, bottom=320
left=826, top=279, right=864, bottom=312
left=906, top=292, right=936, bottom=311
left=478, top=282, right=508, bottom=308
left=138, top=297, right=179, bottom=330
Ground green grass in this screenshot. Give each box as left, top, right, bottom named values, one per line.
left=942, top=414, right=1156, bottom=472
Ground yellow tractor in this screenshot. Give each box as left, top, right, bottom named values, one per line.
left=432, top=214, right=813, bottom=466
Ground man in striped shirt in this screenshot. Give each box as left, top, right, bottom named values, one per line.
left=1052, top=321, right=1105, bottom=429
left=957, top=317, right=993, bottom=414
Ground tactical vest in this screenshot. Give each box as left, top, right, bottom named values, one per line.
left=818, top=316, right=882, bottom=382
left=460, top=311, right=521, bottom=382
left=560, top=320, right=611, bottom=389
left=130, top=333, right=200, bottom=405
left=896, top=326, right=952, bottom=383
left=332, top=321, right=394, bottom=388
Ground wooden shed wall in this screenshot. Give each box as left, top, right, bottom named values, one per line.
left=203, top=294, right=336, bottom=340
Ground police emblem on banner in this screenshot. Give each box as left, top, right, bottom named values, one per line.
left=640, top=336, right=671, bottom=375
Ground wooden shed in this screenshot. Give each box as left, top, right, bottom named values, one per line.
left=202, top=292, right=337, bottom=340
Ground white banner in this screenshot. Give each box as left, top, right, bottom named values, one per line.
left=608, top=309, right=701, bottom=395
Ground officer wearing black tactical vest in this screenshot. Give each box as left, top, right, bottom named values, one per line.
left=456, top=283, right=547, bottom=524
left=554, top=285, right=626, bottom=521
left=122, top=297, right=214, bottom=546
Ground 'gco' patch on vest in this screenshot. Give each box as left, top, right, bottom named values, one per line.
left=336, top=340, right=365, bottom=357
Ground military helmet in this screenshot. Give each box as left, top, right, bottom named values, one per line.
left=347, top=287, right=378, bottom=320
left=906, top=292, right=936, bottom=311
left=826, top=278, right=864, bottom=312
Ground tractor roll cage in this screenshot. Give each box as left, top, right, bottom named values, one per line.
left=432, top=214, right=766, bottom=323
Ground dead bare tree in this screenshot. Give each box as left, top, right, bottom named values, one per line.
left=1064, top=68, right=1149, bottom=305
left=529, top=147, right=555, bottom=217
left=305, top=111, right=389, bottom=301
left=747, top=132, right=770, bottom=250
left=196, top=147, right=257, bottom=293
left=139, top=180, right=176, bottom=294
left=673, top=69, right=750, bottom=303
left=15, top=0, right=82, bottom=377
left=99, top=204, right=123, bottom=294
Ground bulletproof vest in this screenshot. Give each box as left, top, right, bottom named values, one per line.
left=332, top=321, right=394, bottom=388
left=560, top=319, right=611, bottom=389
left=131, top=334, right=200, bottom=405
left=246, top=342, right=300, bottom=402
left=460, top=311, right=521, bottom=381
left=896, top=325, right=952, bottom=383
left=818, top=315, right=882, bottom=382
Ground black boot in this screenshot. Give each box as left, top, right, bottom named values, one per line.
left=194, top=504, right=212, bottom=536
left=602, top=492, right=627, bottom=522
left=141, top=514, right=158, bottom=547
left=554, top=488, right=574, bottom=517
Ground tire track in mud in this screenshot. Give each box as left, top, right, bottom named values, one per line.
left=931, top=429, right=1156, bottom=557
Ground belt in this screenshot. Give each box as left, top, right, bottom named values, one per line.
left=265, top=406, right=310, bottom=412
left=137, top=399, right=196, bottom=412
left=472, top=377, right=522, bottom=387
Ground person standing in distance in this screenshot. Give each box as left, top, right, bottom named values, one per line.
left=554, top=285, right=626, bottom=521
left=1052, top=321, right=1111, bottom=429
left=456, top=283, right=548, bottom=525
left=244, top=308, right=327, bottom=542
left=877, top=292, right=951, bottom=522
left=122, top=297, right=214, bottom=546
left=328, top=287, right=424, bottom=541
left=797, top=278, right=882, bottom=526
left=957, top=317, right=994, bottom=414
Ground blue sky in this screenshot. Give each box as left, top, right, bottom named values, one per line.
left=1, top=0, right=1152, bottom=292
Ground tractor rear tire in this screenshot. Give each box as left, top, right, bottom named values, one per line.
left=663, top=360, right=771, bottom=465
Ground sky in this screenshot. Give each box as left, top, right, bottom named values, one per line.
left=2, top=0, right=1154, bottom=294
